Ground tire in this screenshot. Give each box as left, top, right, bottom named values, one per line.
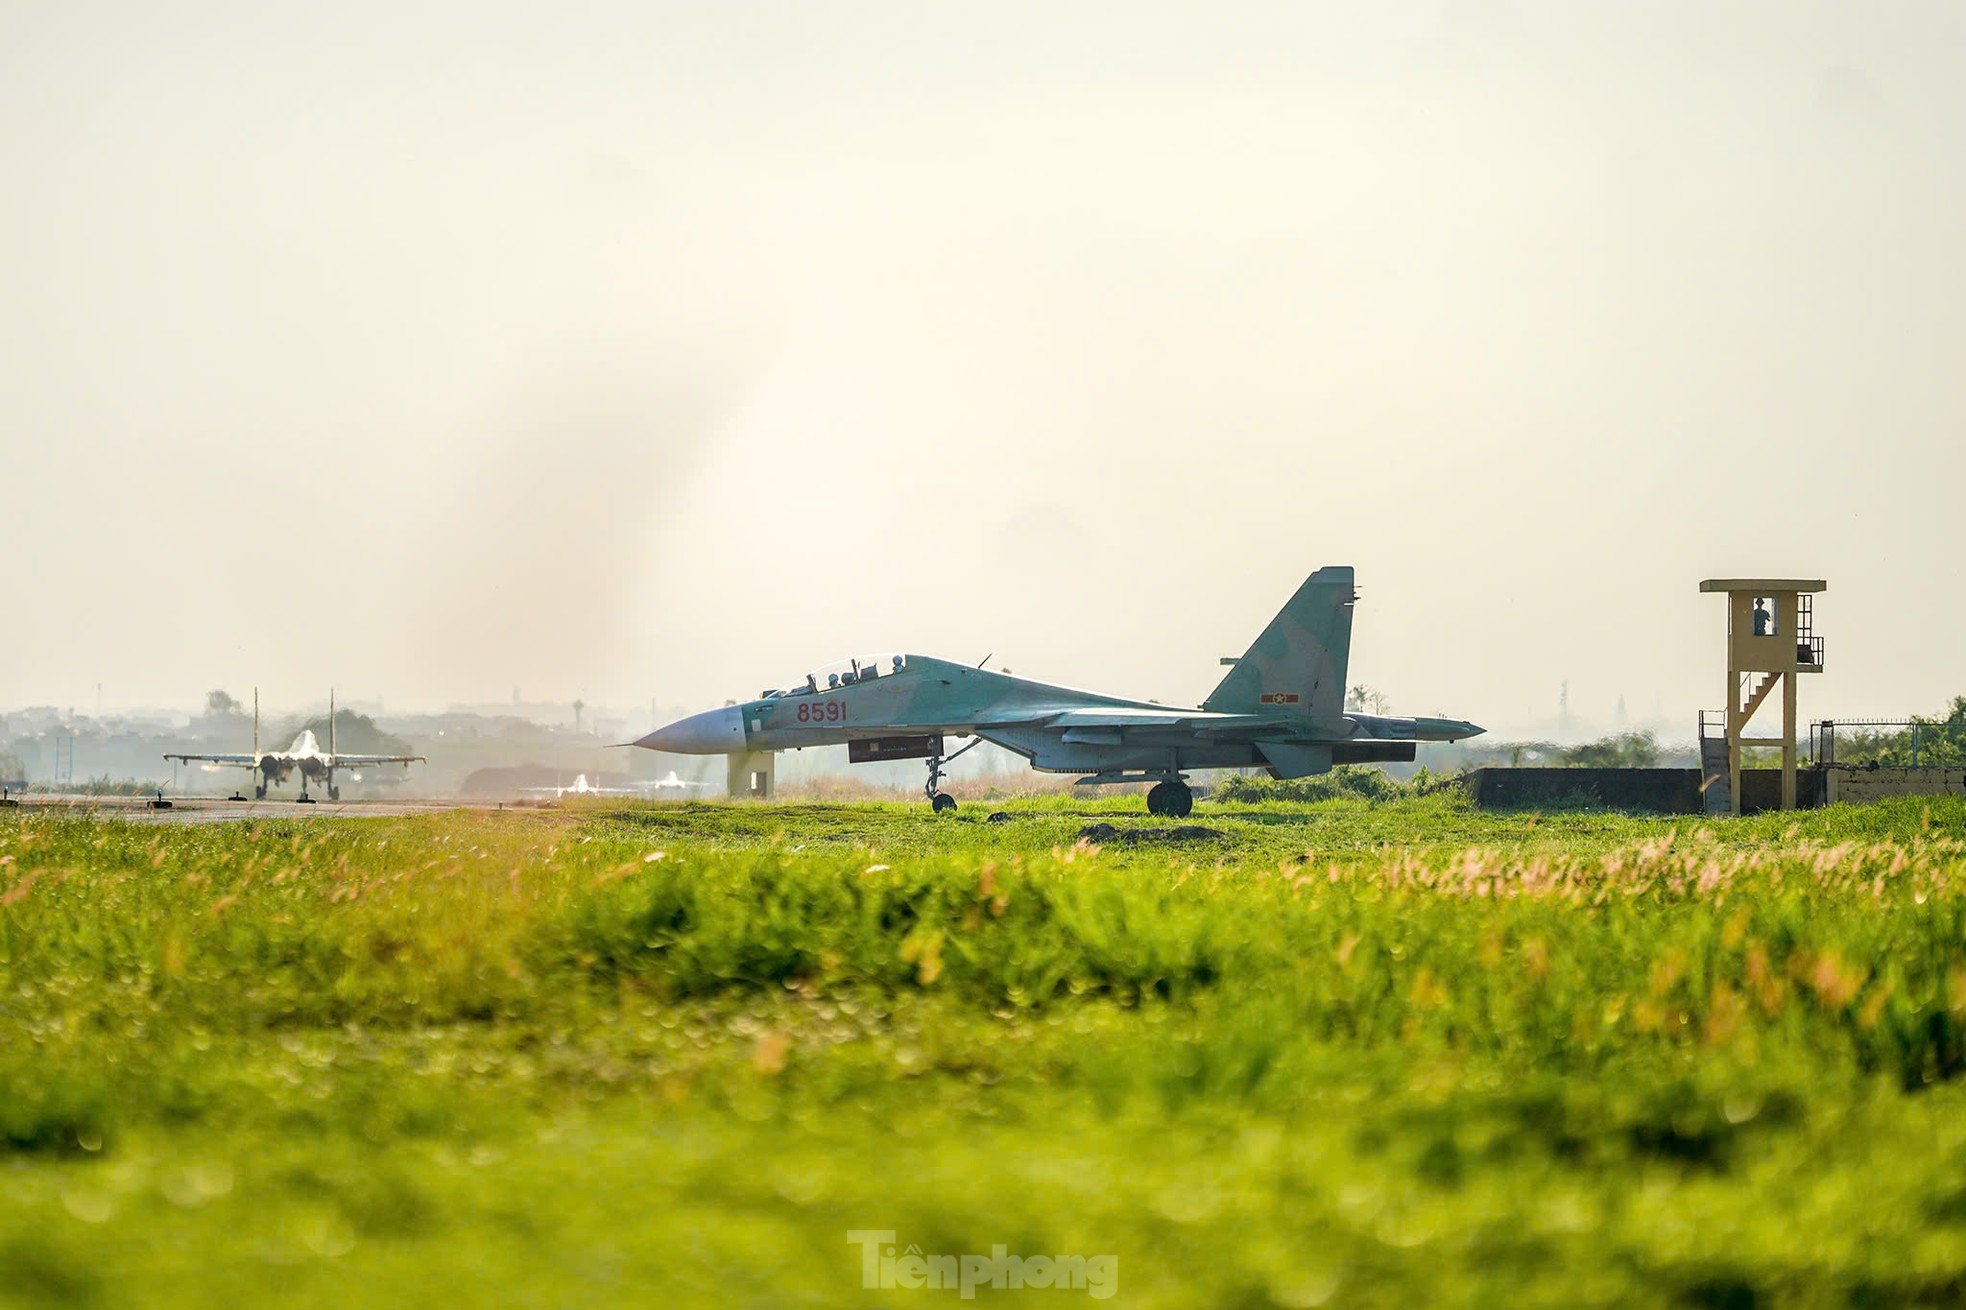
left=931, top=792, right=957, bottom=814
left=329, top=787, right=340, bottom=801
left=1146, top=782, right=1169, bottom=816
left=1165, top=783, right=1194, bottom=819
left=254, top=785, right=266, bottom=800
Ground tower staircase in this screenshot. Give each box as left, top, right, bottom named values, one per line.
left=1698, top=709, right=1731, bottom=815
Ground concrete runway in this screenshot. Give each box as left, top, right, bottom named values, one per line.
left=0, top=794, right=487, bottom=824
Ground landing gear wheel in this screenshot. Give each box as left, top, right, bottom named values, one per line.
left=328, top=786, right=340, bottom=801
left=931, top=792, right=957, bottom=814
left=1146, top=782, right=1171, bottom=816
left=296, top=794, right=316, bottom=805
left=253, top=785, right=266, bottom=800
left=1164, top=782, right=1194, bottom=818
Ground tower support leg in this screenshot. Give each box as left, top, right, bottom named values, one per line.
left=1781, top=670, right=1798, bottom=810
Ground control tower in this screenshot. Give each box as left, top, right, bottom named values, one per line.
left=1698, top=578, right=1826, bottom=814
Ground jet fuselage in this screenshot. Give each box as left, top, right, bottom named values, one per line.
left=639, top=655, right=1478, bottom=775
left=633, top=567, right=1481, bottom=814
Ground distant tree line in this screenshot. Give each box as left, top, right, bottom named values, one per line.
left=1463, top=731, right=1684, bottom=770
left=198, top=689, right=415, bottom=757
left=1823, top=696, right=1966, bottom=768
left=282, top=708, right=416, bottom=758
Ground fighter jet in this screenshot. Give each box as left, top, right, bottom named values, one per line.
left=165, top=691, right=424, bottom=802
left=520, top=771, right=709, bottom=799
left=643, top=770, right=711, bottom=794
left=632, top=566, right=1482, bottom=815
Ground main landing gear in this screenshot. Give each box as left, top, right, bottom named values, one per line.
left=924, top=739, right=982, bottom=814
left=1146, top=778, right=1194, bottom=818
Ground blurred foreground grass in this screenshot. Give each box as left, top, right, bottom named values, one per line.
left=4, top=795, right=1966, bottom=1307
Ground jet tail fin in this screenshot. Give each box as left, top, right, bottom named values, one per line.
left=1203, top=566, right=1356, bottom=724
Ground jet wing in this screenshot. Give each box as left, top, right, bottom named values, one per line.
left=975, top=707, right=1296, bottom=742
left=981, top=707, right=1286, bottom=730
left=329, top=754, right=425, bottom=767
left=164, top=753, right=258, bottom=766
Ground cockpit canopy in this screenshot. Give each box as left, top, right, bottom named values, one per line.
left=761, top=654, right=910, bottom=698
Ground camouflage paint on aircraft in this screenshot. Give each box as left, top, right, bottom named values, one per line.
left=634, top=566, right=1481, bottom=815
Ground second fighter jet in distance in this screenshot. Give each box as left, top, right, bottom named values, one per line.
left=166, top=691, right=424, bottom=802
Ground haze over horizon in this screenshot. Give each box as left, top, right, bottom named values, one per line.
left=5, top=3, right=1962, bottom=738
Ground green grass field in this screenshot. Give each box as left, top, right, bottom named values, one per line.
left=5, top=794, right=1966, bottom=1307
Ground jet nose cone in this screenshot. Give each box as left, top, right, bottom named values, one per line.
left=633, top=705, right=747, bottom=754
left=1455, top=721, right=1486, bottom=740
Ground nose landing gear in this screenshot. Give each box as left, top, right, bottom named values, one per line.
left=923, top=738, right=982, bottom=814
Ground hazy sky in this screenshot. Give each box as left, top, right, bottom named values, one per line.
left=3, top=2, right=1962, bottom=734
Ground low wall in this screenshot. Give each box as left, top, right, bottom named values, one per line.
left=1463, top=767, right=1825, bottom=814
left=1736, top=768, right=1828, bottom=813
left=1825, top=768, right=1966, bottom=804
left=1462, top=768, right=1702, bottom=813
